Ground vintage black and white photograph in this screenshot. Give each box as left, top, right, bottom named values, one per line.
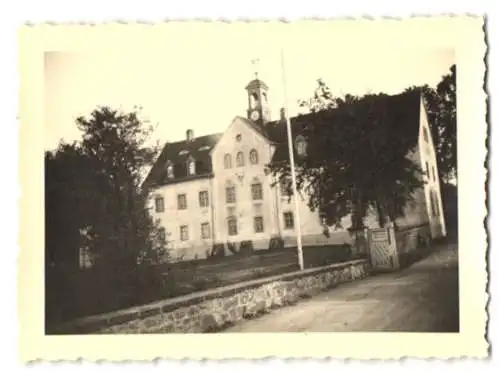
left=19, top=17, right=487, bottom=360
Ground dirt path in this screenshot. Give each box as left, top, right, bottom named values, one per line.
left=224, top=243, right=459, bottom=332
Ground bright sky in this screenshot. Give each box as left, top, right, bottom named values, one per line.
left=44, top=22, right=455, bottom=151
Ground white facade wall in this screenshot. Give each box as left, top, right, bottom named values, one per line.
left=148, top=95, right=447, bottom=262
left=417, top=97, right=447, bottom=239
left=149, top=177, right=214, bottom=261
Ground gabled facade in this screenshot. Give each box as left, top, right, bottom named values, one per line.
left=143, top=77, right=447, bottom=262
left=416, top=96, right=447, bottom=238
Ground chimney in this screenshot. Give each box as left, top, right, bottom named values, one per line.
left=186, top=129, right=194, bottom=142
left=280, top=107, right=287, bottom=122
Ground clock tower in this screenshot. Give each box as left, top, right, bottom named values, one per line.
left=246, top=59, right=270, bottom=125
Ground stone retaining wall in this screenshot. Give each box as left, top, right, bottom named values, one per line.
left=53, top=259, right=369, bottom=334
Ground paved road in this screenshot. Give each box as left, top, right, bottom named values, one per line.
left=225, top=243, right=459, bottom=332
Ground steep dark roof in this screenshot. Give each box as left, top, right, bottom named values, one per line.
left=143, top=90, right=422, bottom=190
left=142, top=132, right=222, bottom=190
left=269, top=90, right=422, bottom=163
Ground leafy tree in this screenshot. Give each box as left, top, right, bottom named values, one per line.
left=75, top=106, right=169, bottom=270
left=45, top=106, right=170, bottom=326
left=45, top=142, right=94, bottom=269
left=297, top=79, right=362, bottom=112
left=270, top=81, right=426, bottom=231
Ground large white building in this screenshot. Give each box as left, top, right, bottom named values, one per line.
left=143, top=76, right=447, bottom=261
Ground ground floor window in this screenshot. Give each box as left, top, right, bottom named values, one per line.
left=158, top=227, right=166, bottom=241
left=227, top=216, right=238, bottom=236
left=201, top=222, right=211, bottom=239
left=283, top=211, right=294, bottom=229
left=254, top=216, right=264, bottom=233
left=431, top=190, right=440, bottom=217
left=180, top=225, right=189, bottom=241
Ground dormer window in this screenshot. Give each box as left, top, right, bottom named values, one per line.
left=165, top=160, right=174, bottom=179
left=179, top=150, right=189, bottom=156
left=295, top=135, right=307, bottom=157
left=198, top=145, right=210, bottom=151
left=188, top=160, right=196, bottom=176
left=166, top=164, right=174, bottom=179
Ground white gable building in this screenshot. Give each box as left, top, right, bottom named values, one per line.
left=143, top=76, right=446, bottom=261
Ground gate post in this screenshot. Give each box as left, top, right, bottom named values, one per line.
left=387, top=224, right=400, bottom=269
left=365, top=228, right=373, bottom=268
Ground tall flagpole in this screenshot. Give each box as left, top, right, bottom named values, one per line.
left=280, top=46, right=304, bottom=271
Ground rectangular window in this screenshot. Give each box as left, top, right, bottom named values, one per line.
left=425, top=162, right=430, bottom=178
left=432, top=166, right=437, bottom=182
left=254, top=216, right=264, bottom=233
left=429, top=190, right=437, bottom=217
left=180, top=225, right=189, bottom=241
left=283, top=211, right=294, bottom=229
left=158, top=227, right=166, bottom=242
left=227, top=217, right=238, bottom=236
left=432, top=191, right=440, bottom=217
left=280, top=179, right=292, bottom=196
left=177, top=194, right=187, bottom=210
left=201, top=222, right=211, bottom=239
left=226, top=186, right=236, bottom=203
left=432, top=191, right=437, bottom=216
left=154, top=196, right=165, bottom=213
left=429, top=192, right=434, bottom=216
left=251, top=183, right=263, bottom=200
left=435, top=192, right=440, bottom=217
left=423, top=127, right=429, bottom=143
left=199, top=190, right=209, bottom=207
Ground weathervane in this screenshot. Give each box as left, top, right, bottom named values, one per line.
left=251, top=58, right=260, bottom=79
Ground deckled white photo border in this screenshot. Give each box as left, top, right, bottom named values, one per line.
left=18, top=16, right=488, bottom=362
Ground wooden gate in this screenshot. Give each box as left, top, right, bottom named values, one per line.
left=367, top=226, right=400, bottom=271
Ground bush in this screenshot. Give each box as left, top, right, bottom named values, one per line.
left=226, top=242, right=239, bottom=255
left=268, top=235, right=285, bottom=250
left=239, top=240, right=254, bottom=254
left=207, top=243, right=226, bottom=259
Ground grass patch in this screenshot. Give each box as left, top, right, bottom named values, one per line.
left=46, top=244, right=359, bottom=330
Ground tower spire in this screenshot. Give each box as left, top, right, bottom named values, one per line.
left=246, top=57, right=269, bottom=124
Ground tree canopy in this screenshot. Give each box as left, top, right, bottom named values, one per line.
left=45, top=142, right=95, bottom=268
left=269, top=80, right=427, bottom=231
left=45, top=106, right=168, bottom=269
left=74, top=106, right=168, bottom=267
left=45, top=106, right=171, bottom=325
